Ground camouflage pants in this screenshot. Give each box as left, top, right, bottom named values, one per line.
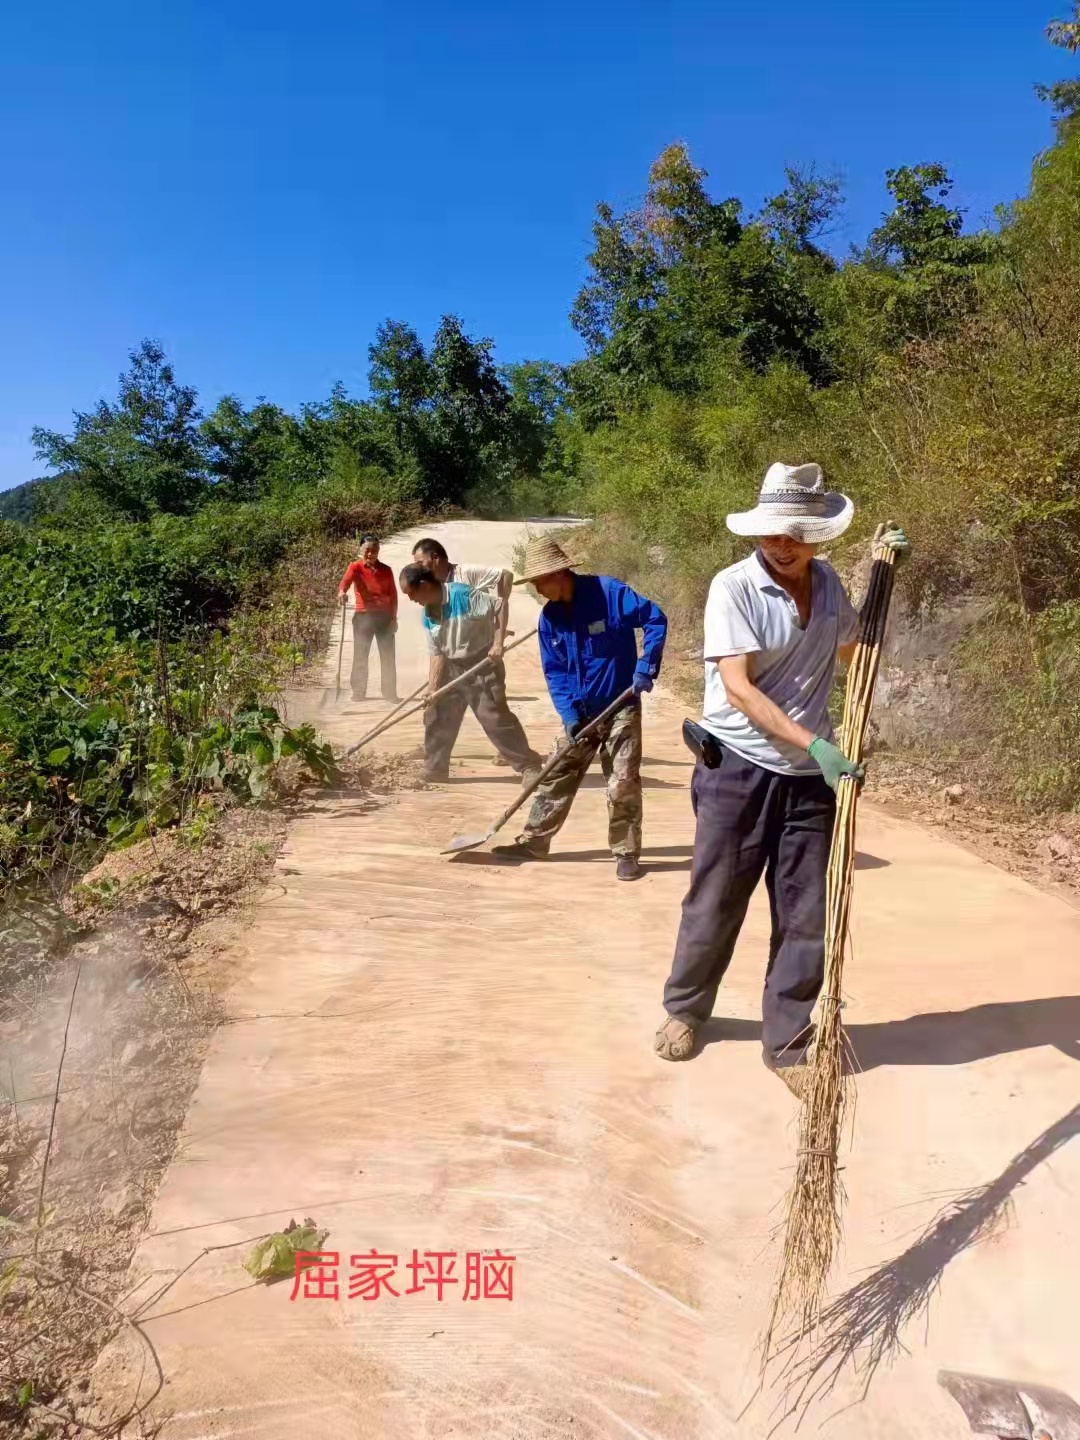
left=518, top=701, right=642, bottom=857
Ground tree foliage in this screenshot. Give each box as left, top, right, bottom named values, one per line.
left=32, top=341, right=208, bottom=520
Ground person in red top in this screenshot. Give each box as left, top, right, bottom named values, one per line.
left=338, top=534, right=399, bottom=702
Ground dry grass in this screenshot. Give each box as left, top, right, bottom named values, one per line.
left=0, top=804, right=289, bottom=1436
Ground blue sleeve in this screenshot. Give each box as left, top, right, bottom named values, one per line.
left=612, top=579, right=668, bottom=679
left=538, top=611, right=579, bottom=728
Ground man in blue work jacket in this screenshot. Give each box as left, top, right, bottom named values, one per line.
left=493, top=535, right=667, bottom=881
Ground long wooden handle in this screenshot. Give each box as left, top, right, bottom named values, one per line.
left=334, top=605, right=347, bottom=692
left=342, top=627, right=538, bottom=759
left=347, top=678, right=429, bottom=750
left=484, top=686, right=637, bottom=837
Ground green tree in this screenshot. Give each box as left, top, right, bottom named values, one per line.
left=569, top=143, right=743, bottom=414
left=32, top=340, right=208, bottom=520
left=868, top=164, right=976, bottom=269
left=760, top=165, right=843, bottom=259
left=848, top=163, right=998, bottom=345
left=1037, top=3, right=1080, bottom=126
left=368, top=322, right=433, bottom=434
left=365, top=320, right=435, bottom=489
left=202, top=395, right=297, bottom=502
left=427, top=315, right=514, bottom=508
left=569, top=143, right=837, bottom=417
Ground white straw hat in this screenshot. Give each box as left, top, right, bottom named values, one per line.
left=726, top=462, right=854, bottom=542
left=514, top=534, right=575, bottom=584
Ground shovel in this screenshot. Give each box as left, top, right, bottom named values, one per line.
left=939, top=1370, right=1080, bottom=1440
left=319, top=603, right=349, bottom=710
left=342, top=627, right=537, bottom=760
left=443, top=686, right=636, bottom=854
left=335, top=603, right=347, bottom=701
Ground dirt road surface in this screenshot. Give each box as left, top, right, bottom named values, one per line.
left=104, top=520, right=1080, bottom=1440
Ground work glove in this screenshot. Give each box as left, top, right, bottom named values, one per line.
left=808, top=737, right=864, bottom=793
left=876, top=522, right=910, bottom=563
left=632, top=672, right=654, bottom=696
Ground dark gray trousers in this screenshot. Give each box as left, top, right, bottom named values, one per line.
left=423, top=656, right=540, bottom=775
left=663, top=748, right=835, bottom=1065
left=351, top=612, right=397, bottom=700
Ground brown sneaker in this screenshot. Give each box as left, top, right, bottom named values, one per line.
left=616, top=856, right=642, bottom=882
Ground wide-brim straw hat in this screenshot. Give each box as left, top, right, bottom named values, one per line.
left=726, top=462, right=854, bottom=542
left=515, top=534, right=575, bottom=585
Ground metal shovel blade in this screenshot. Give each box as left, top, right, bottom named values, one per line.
left=939, top=1369, right=1080, bottom=1440
left=442, top=829, right=494, bottom=855
left=441, top=687, right=637, bottom=858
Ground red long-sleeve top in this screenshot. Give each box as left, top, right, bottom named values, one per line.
left=339, top=560, right=398, bottom=616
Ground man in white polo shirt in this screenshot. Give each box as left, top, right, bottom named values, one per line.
left=654, top=462, right=908, bottom=1094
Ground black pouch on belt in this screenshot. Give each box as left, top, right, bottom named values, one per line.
left=681, top=719, right=723, bottom=769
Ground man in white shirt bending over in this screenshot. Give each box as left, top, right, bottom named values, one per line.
left=411, top=538, right=512, bottom=660
left=653, top=463, right=908, bottom=1095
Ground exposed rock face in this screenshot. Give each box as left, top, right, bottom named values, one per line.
left=839, top=550, right=989, bottom=752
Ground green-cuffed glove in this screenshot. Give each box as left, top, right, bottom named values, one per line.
left=877, top=522, right=910, bottom=562
left=808, top=737, right=864, bottom=792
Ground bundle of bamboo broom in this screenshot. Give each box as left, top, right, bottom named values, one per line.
left=766, top=522, right=900, bottom=1355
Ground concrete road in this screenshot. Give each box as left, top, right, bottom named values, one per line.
left=106, top=519, right=1080, bottom=1439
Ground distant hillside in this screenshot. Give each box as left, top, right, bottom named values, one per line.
left=0, top=476, right=54, bottom=523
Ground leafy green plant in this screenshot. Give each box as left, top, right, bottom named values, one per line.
left=244, top=1218, right=329, bottom=1284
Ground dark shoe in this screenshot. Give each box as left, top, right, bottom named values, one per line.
left=418, top=766, right=450, bottom=784
left=351, top=692, right=367, bottom=702
left=616, top=856, right=642, bottom=882
left=490, top=840, right=548, bottom=861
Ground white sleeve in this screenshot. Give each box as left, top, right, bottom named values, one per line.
left=704, top=574, right=762, bottom=660
left=453, top=563, right=505, bottom=592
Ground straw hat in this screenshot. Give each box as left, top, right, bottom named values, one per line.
left=515, top=534, right=574, bottom=585
left=726, top=462, right=854, bottom=542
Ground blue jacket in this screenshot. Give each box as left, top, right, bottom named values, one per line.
left=538, top=573, right=668, bottom=727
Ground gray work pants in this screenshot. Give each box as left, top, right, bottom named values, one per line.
left=423, top=656, right=540, bottom=775
left=352, top=612, right=397, bottom=700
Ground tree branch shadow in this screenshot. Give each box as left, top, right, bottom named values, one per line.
left=767, top=1102, right=1080, bottom=1427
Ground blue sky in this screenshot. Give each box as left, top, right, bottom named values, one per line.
left=1, top=0, right=1073, bottom=491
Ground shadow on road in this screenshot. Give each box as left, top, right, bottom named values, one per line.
left=440, top=775, right=685, bottom=790
left=699, top=997, right=1080, bottom=1067
left=767, top=1102, right=1080, bottom=1419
